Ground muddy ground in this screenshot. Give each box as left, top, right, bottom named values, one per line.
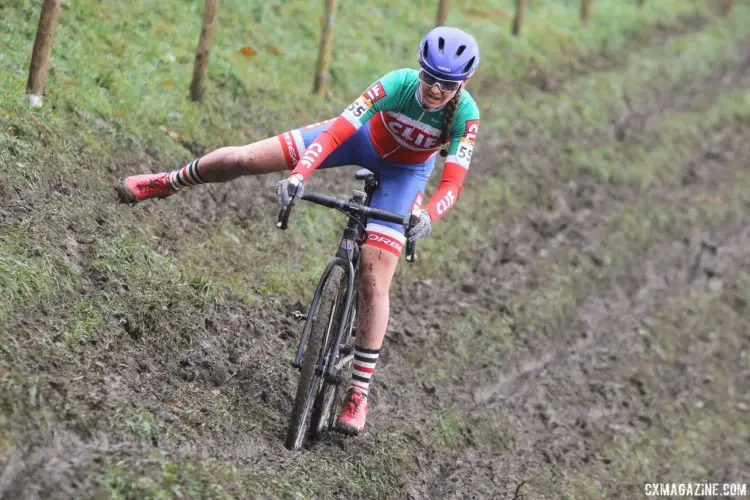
left=2, top=10, right=750, bottom=500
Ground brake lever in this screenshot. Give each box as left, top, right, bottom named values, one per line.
left=276, top=183, right=303, bottom=230
left=404, top=212, right=419, bottom=263
left=276, top=202, right=293, bottom=230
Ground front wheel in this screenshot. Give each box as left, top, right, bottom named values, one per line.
left=285, top=266, right=345, bottom=451
left=310, top=287, right=357, bottom=439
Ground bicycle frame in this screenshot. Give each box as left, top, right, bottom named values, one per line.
left=291, top=176, right=379, bottom=381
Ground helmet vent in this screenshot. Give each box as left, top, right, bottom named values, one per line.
left=422, top=41, right=430, bottom=60
left=438, top=37, right=445, bottom=54
left=463, top=57, right=476, bottom=73
left=455, top=45, right=466, bottom=58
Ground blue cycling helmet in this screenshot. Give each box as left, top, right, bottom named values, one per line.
left=418, top=27, right=480, bottom=82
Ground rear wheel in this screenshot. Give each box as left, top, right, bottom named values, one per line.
left=285, top=266, right=345, bottom=450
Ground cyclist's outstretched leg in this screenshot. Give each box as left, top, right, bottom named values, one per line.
left=116, top=117, right=351, bottom=204
left=115, top=134, right=291, bottom=203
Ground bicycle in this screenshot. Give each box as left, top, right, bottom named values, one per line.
left=276, top=168, right=419, bottom=451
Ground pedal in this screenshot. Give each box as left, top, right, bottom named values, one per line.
left=291, top=310, right=307, bottom=321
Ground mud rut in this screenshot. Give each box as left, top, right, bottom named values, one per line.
left=2, top=21, right=750, bottom=500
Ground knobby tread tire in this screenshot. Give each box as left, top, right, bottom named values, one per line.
left=285, top=266, right=344, bottom=450
left=310, top=287, right=357, bottom=439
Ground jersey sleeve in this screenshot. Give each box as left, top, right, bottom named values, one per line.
left=422, top=101, right=480, bottom=221
left=340, top=69, right=406, bottom=129
left=291, top=70, right=406, bottom=180
left=445, top=103, right=480, bottom=170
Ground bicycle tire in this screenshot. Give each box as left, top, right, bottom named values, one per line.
left=285, top=266, right=345, bottom=450
left=310, top=287, right=358, bottom=438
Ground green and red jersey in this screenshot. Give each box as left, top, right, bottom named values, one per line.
left=292, top=68, right=481, bottom=221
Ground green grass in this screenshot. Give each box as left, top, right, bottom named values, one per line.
left=99, top=456, right=313, bottom=500
left=574, top=90, right=750, bottom=187
left=1, top=0, right=708, bottom=154
left=0, top=232, right=78, bottom=325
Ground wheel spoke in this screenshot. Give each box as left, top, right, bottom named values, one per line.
left=285, top=266, right=347, bottom=450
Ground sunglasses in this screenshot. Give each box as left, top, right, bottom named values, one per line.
left=419, top=69, right=462, bottom=93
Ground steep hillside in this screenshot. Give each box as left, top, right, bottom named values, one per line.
left=1, top=1, right=748, bottom=498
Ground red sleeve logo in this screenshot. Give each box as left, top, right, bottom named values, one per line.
left=463, top=119, right=479, bottom=144
left=363, top=82, right=386, bottom=104
left=409, top=192, right=424, bottom=212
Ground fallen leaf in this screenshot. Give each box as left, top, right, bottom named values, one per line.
left=239, top=46, right=257, bottom=57
left=159, top=126, right=182, bottom=142
left=163, top=80, right=176, bottom=89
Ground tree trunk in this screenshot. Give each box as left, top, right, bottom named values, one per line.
left=637, top=0, right=645, bottom=6
left=512, top=0, right=525, bottom=37
left=189, top=0, right=220, bottom=102
left=580, top=0, right=592, bottom=24
left=436, top=0, right=449, bottom=26
left=26, top=0, right=61, bottom=108
left=313, top=0, right=339, bottom=96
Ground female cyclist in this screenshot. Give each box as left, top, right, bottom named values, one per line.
left=116, top=26, right=481, bottom=435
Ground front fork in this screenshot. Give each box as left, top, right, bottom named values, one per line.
left=292, top=193, right=366, bottom=383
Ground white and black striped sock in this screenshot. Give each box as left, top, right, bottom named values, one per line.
left=351, top=345, right=380, bottom=396
left=168, top=158, right=207, bottom=191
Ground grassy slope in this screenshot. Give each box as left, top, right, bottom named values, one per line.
left=0, top=0, right=715, bottom=324
left=2, top=0, right=749, bottom=497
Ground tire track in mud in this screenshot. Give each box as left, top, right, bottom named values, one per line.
left=471, top=221, right=749, bottom=409
left=469, top=136, right=750, bottom=408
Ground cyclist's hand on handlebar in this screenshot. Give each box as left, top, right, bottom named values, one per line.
left=275, top=173, right=305, bottom=208
left=405, top=207, right=432, bottom=243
